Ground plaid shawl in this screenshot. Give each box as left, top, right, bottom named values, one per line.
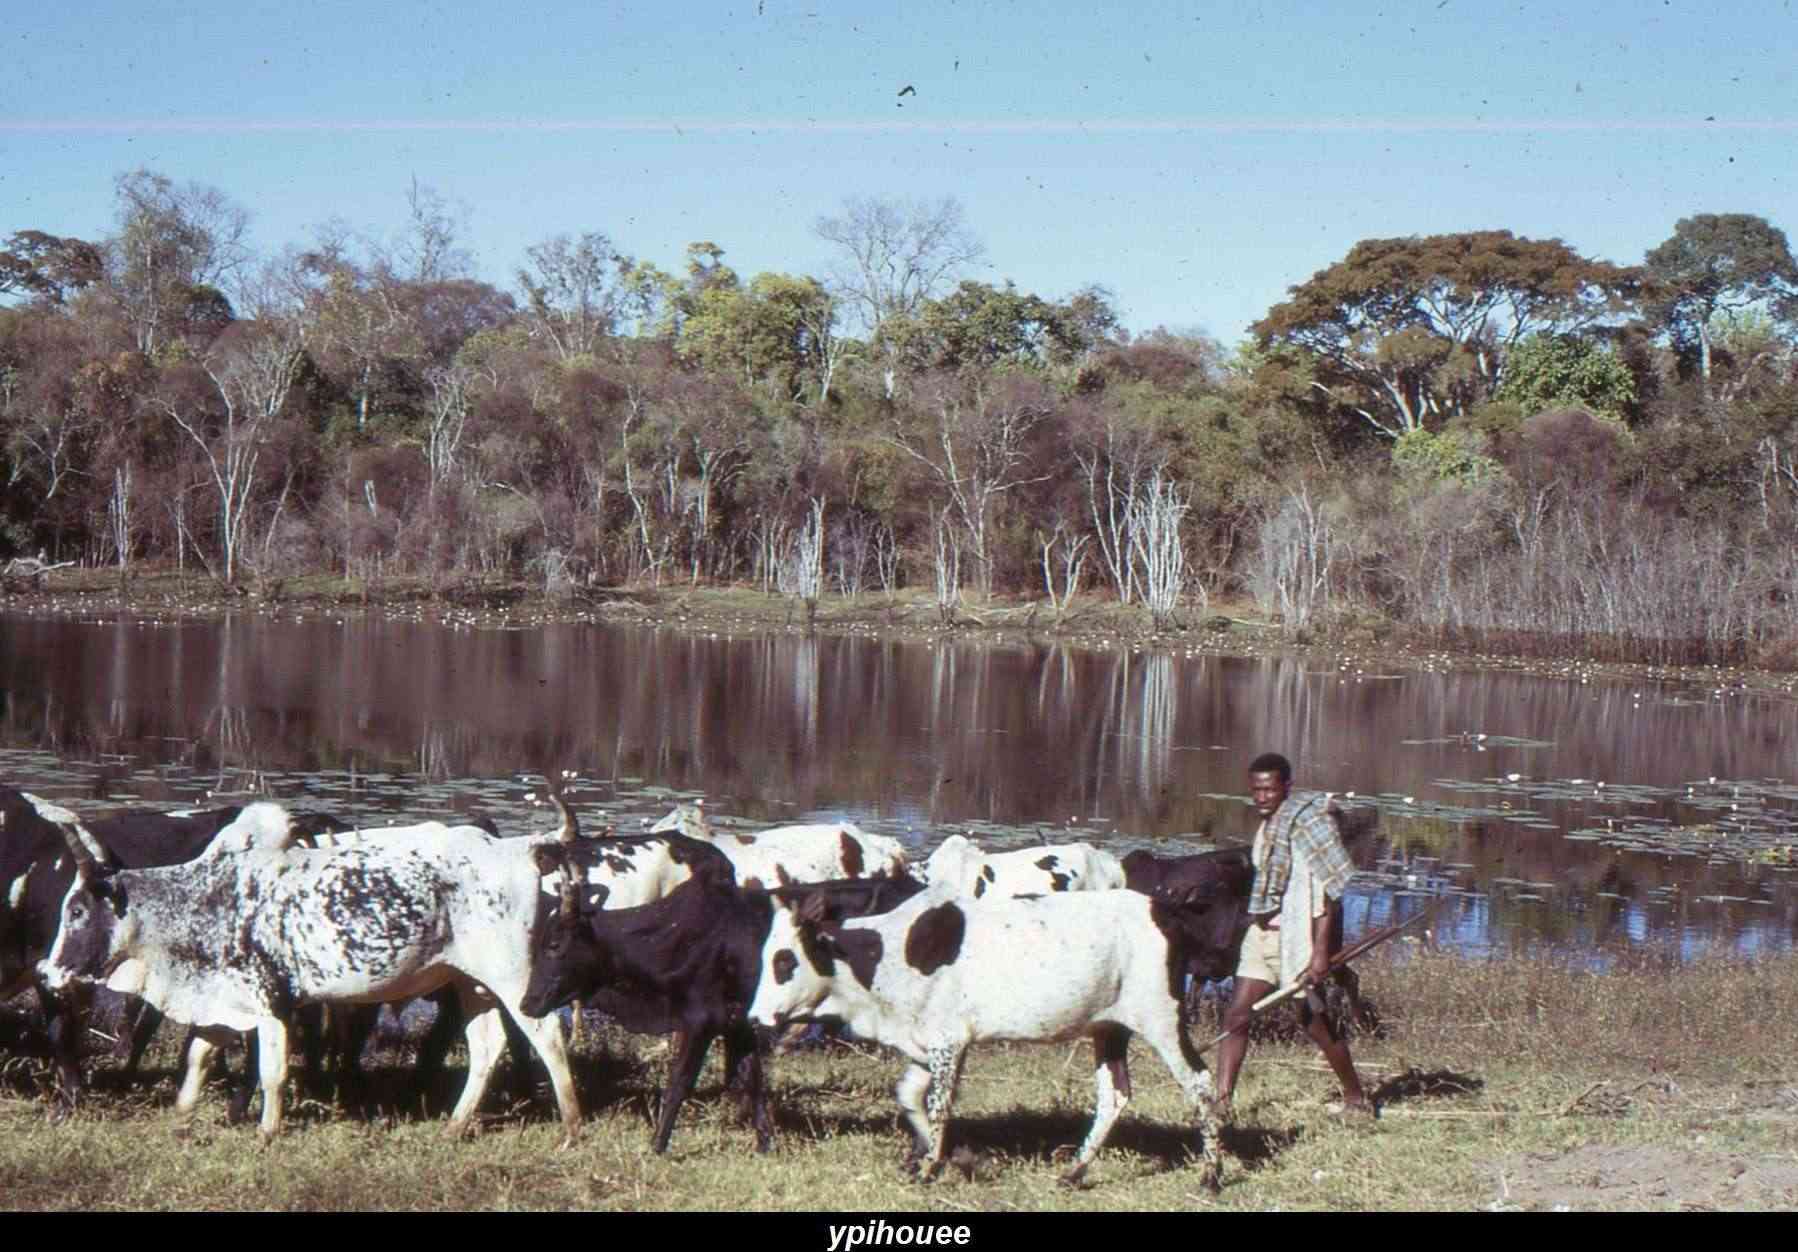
left=1247, top=789, right=1356, bottom=917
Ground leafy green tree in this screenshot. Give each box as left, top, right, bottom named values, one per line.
left=0, top=231, right=104, bottom=305
left=1644, top=213, right=1798, bottom=384
left=678, top=272, right=843, bottom=404
left=1495, top=334, right=1637, bottom=420
left=1253, top=231, right=1637, bottom=438
left=897, top=280, right=1099, bottom=373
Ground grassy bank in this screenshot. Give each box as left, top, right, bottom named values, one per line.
left=4, top=950, right=1795, bottom=1211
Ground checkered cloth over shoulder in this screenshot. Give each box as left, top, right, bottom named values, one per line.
left=1246, top=789, right=1356, bottom=917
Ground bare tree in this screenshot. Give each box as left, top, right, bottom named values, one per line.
left=107, top=169, right=251, bottom=355
left=929, top=505, right=963, bottom=623
left=396, top=178, right=473, bottom=283
left=777, top=497, right=826, bottom=616
left=1038, top=519, right=1090, bottom=617
left=1126, top=471, right=1191, bottom=628
left=886, top=373, right=1052, bottom=597
left=154, top=317, right=306, bottom=584
left=815, top=195, right=984, bottom=394
left=1254, top=483, right=1340, bottom=632
left=516, top=232, right=627, bottom=361
left=423, top=363, right=473, bottom=489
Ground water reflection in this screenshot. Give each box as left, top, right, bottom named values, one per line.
left=3, top=612, right=1796, bottom=957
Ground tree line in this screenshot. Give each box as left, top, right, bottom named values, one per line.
left=3, top=171, right=1797, bottom=665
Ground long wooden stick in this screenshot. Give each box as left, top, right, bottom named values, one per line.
left=1198, top=903, right=1439, bottom=1054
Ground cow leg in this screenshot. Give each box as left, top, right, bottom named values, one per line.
left=722, top=1021, right=774, bottom=1152
left=226, top=1030, right=258, bottom=1124
left=1065, top=1024, right=1134, bottom=1185
left=404, top=989, right=463, bottom=1114
left=503, top=1002, right=582, bottom=1147
left=37, top=980, right=88, bottom=1109
left=255, top=1017, right=290, bottom=1141
left=1139, top=1005, right=1223, bottom=1192
left=894, top=1062, right=934, bottom=1167
left=916, top=1043, right=966, bottom=1181
left=496, top=1005, right=538, bottom=1104
left=650, top=1026, right=714, bottom=1154
left=176, top=1033, right=220, bottom=1118
left=121, top=999, right=166, bottom=1077
left=445, top=990, right=507, bottom=1139
left=325, top=1006, right=377, bottom=1113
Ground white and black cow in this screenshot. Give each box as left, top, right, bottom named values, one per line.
left=524, top=840, right=926, bottom=1154
left=921, top=834, right=1126, bottom=899
left=748, top=876, right=1249, bottom=1188
left=648, top=802, right=910, bottom=888
left=0, top=786, right=311, bottom=1101
left=34, top=800, right=582, bottom=1141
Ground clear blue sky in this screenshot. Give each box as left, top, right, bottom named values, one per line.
left=5, top=1, right=1795, bottom=342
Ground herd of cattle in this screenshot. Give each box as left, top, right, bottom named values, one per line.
left=0, top=781, right=1254, bottom=1188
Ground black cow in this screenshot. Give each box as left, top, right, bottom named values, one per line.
left=1121, top=846, right=1369, bottom=1030
left=524, top=836, right=925, bottom=1153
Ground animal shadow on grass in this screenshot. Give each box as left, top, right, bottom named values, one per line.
left=1216, top=1119, right=1302, bottom=1171
left=1370, top=1067, right=1484, bottom=1109
left=935, top=1107, right=1226, bottom=1180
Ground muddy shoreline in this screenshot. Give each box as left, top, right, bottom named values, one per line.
left=7, top=568, right=1797, bottom=700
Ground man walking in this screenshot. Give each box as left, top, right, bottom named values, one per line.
left=1213, top=752, right=1372, bottom=1119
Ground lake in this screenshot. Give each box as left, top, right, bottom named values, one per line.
left=4, top=608, right=1796, bottom=960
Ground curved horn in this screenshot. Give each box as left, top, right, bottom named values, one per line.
left=24, top=793, right=105, bottom=872
left=57, top=815, right=98, bottom=872
left=543, top=770, right=580, bottom=845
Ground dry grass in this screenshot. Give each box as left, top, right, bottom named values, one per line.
left=4, top=951, right=1797, bottom=1210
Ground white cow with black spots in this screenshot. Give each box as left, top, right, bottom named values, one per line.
left=648, top=802, right=909, bottom=888
left=748, top=873, right=1249, bottom=1189
left=920, top=834, right=1126, bottom=900
left=33, top=797, right=583, bottom=1142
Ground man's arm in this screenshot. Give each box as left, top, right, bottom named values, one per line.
left=1308, top=896, right=1340, bottom=984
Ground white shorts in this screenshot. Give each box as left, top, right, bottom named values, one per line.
left=1236, top=921, right=1283, bottom=986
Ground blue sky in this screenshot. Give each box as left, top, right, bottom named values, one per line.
left=4, top=1, right=1795, bottom=342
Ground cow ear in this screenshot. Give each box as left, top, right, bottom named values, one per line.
left=532, top=844, right=565, bottom=876
left=774, top=864, right=795, bottom=890
left=92, top=872, right=127, bottom=912
left=583, top=882, right=611, bottom=913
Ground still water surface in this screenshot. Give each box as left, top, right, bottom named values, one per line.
left=4, top=610, right=1796, bottom=960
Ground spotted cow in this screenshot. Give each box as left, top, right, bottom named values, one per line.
left=748, top=874, right=1249, bottom=1188
left=0, top=787, right=319, bottom=1102
left=33, top=798, right=581, bottom=1141
left=648, top=802, right=910, bottom=888
left=921, top=834, right=1126, bottom=899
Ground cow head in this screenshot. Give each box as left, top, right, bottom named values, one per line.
left=521, top=844, right=612, bottom=1018
left=34, top=806, right=133, bottom=992
left=1170, top=849, right=1254, bottom=981
left=747, top=890, right=861, bottom=1031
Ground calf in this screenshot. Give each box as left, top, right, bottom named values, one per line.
left=748, top=875, right=1248, bottom=1188
left=648, top=802, right=909, bottom=887
left=922, top=834, right=1126, bottom=899
left=524, top=841, right=925, bottom=1153
left=34, top=799, right=581, bottom=1141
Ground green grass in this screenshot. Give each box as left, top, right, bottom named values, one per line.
left=4, top=950, right=1797, bottom=1210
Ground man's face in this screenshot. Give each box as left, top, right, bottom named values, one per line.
left=1249, top=769, right=1290, bottom=819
